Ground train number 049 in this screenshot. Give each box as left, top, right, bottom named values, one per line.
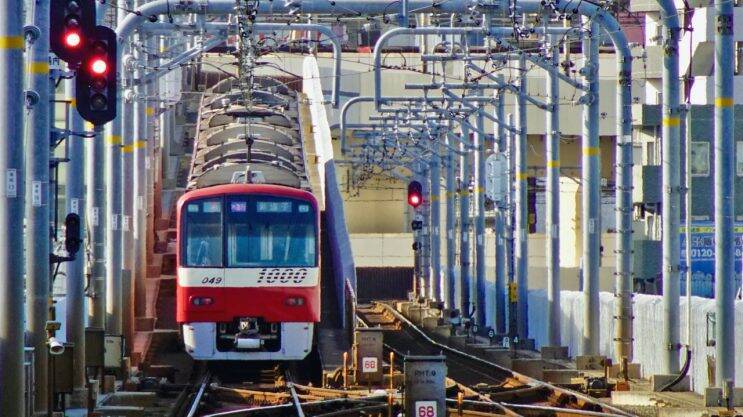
left=201, top=277, right=222, bottom=285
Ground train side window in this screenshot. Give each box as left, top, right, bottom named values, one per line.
left=183, top=198, right=223, bottom=267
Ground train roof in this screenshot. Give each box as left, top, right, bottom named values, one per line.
left=186, top=74, right=310, bottom=191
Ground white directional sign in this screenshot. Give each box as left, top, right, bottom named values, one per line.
left=486, top=153, right=508, bottom=205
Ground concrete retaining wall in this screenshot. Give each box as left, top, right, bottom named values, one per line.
left=527, top=290, right=743, bottom=394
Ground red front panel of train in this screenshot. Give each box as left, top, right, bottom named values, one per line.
left=176, top=284, right=320, bottom=323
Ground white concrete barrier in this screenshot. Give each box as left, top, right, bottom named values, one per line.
left=527, top=290, right=743, bottom=393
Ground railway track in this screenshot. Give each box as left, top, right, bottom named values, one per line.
left=172, top=363, right=291, bottom=417
left=173, top=364, right=391, bottom=417
left=356, top=303, right=513, bottom=388
left=185, top=372, right=212, bottom=417
left=357, top=301, right=637, bottom=417
left=170, top=301, right=635, bottom=417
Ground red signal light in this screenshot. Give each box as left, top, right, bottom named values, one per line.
left=408, top=193, right=421, bottom=207
left=90, top=58, right=107, bottom=75
left=64, top=31, right=81, bottom=48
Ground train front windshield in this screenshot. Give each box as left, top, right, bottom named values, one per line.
left=182, top=195, right=317, bottom=268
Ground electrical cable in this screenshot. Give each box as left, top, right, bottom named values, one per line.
left=659, top=346, right=693, bottom=392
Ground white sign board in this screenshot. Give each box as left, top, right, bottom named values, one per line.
left=415, top=401, right=438, bottom=417
left=485, top=153, right=508, bottom=205
left=31, top=181, right=42, bottom=207
left=361, top=357, right=378, bottom=373
left=6, top=169, right=17, bottom=198
left=104, top=335, right=123, bottom=368
left=159, top=67, right=183, bottom=103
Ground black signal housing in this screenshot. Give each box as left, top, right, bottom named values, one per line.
left=76, top=25, right=117, bottom=125
left=50, top=0, right=96, bottom=64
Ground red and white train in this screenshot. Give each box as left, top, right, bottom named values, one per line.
left=176, top=75, right=321, bottom=361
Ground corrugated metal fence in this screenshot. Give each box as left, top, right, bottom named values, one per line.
left=356, top=267, right=413, bottom=303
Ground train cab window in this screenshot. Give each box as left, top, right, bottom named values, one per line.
left=226, top=196, right=317, bottom=268
left=183, top=199, right=223, bottom=267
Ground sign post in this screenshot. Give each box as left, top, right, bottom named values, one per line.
left=404, top=355, right=446, bottom=417
left=353, top=328, right=383, bottom=384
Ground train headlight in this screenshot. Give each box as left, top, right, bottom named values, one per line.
left=190, top=296, right=214, bottom=306
left=285, top=297, right=305, bottom=307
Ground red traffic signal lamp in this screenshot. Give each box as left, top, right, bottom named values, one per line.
left=407, top=180, right=423, bottom=208
left=90, top=57, right=107, bottom=75
left=50, top=0, right=96, bottom=64
left=64, top=31, right=82, bottom=48
left=76, top=26, right=117, bottom=126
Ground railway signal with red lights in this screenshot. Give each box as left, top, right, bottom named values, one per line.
left=50, top=0, right=96, bottom=64
left=76, top=25, right=117, bottom=125
left=407, top=180, right=423, bottom=208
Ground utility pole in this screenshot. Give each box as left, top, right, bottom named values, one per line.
left=506, top=112, right=517, bottom=338
left=445, top=133, right=457, bottom=310
left=105, top=105, right=123, bottom=335
left=87, top=124, right=107, bottom=329
left=514, top=55, right=529, bottom=341
left=419, top=162, right=431, bottom=298
left=0, top=0, right=27, bottom=414
left=459, top=124, right=472, bottom=316
left=105, top=2, right=123, bottom=337
left=581, top=21, right=601, bottom=356
left=474, top=96, right=487, bottom=327
left=145, top=35, right=158, bottom=290
left=659, top=0, right=682, bottom=375
left=132, top=37, right=147, bottom=319
left=24, top=0, right=51, bottom=412
left=493, top=88, right=506, bottom=335
left=614, top=16, right=636, bottom=367
left=65, top=79, right=87, bottom=402
left=429, top=137, right=442, bottom=302
left=546, top=34, right=562, bottom=348
left=121, top=51, right=135, bottom=354
left=87, top=0, right=110, bottom=331
left=713, top=0, right=736, bottom=388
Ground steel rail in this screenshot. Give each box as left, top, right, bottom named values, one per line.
left=287, top=381, right=306, bottom=417
left=479, top=401, right=630, bottom=417
left=186, top=373, right=212, bottom=417
left=202, top=397, right=388, bottom=417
